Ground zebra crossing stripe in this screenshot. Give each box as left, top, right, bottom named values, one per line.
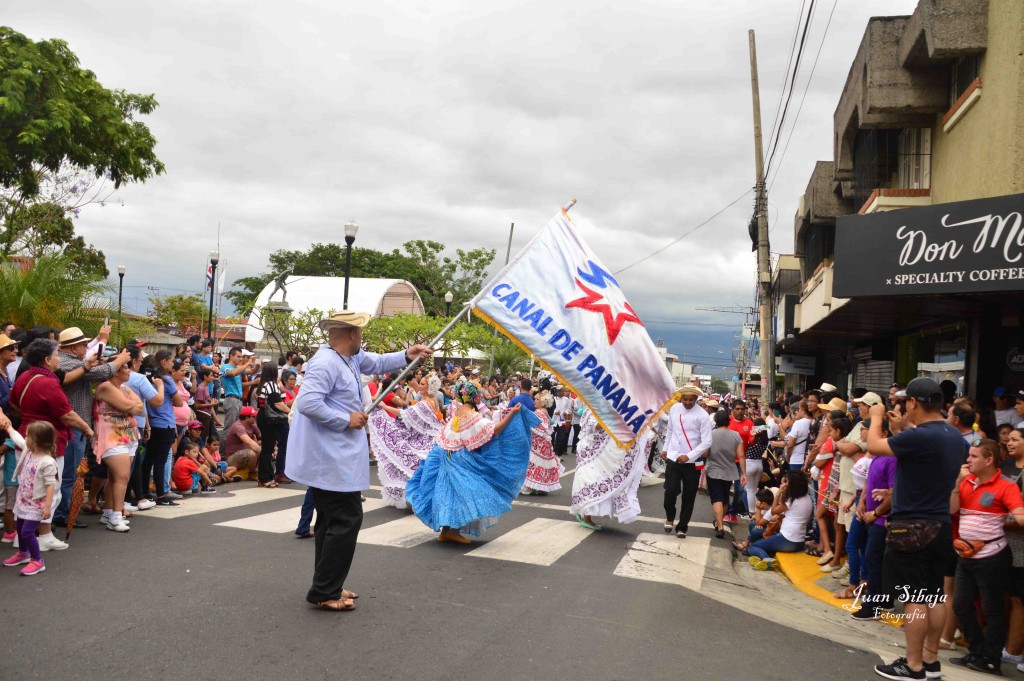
left=613, top=532, right=710, bottom=589
left=215, top=507, right=302, bottom=533
left=143, top=486, right=306, bottom=519
left=213, top=497, right=389, bottom=533
left=466, top=518, right=592, bottom=566
left=358, top=514, right=437, bottom=548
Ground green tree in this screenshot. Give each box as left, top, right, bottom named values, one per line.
left=488, top=336, right=529, bottom=376
left=710, top=378, right=730, bottom=395
left=0, top=26, right=164, bottom=197
left=360, top=313, right=498, bottom=369
left=250, top=305, right=330, bottom=356
left=148, top=293, right=205, bottom=333
left=1, top=197, right=109, bottom=277
left=0, top=252, right=110, bottom=330
left=0, top=27, right=163, bottom=279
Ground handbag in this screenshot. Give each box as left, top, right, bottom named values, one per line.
left=886, top=519, right=942, bottom=553
left=764, top=514, right=784, bottom=538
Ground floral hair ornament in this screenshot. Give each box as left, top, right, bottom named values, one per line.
left=457, top=381, right=480, bottom=405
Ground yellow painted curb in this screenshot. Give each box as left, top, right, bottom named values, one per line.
left=774, top=552, right=901, bottom=628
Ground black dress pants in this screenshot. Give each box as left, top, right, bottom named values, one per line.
left=307, top=488, right=364, bottom=603
left=663, top=460, right=702, bottom=532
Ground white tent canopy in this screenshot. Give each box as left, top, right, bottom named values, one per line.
left=245, top=276, right=424, bottom=343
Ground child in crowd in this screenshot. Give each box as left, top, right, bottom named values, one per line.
left=204, top=435, right=238, bottom=481
left=1, top=427, right=18, bottom=544
left=171, top=442, right=216, bottom=495
left=3, top=422, right=58, bottom=576
left=998, top=423, right=1014, bottom=448
left=734, top=488, right=775, bottom=553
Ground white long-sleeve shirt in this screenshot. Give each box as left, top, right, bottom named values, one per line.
left=664, top=403, right=714, bottom=465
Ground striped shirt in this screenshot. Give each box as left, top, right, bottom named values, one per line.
left=958, top=473, right=1024, bottom=559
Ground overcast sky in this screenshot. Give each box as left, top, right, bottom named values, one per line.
left=11, top=0, right=916, bottom=374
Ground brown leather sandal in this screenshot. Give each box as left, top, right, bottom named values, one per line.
left=308, top=598, right=356, bottom=611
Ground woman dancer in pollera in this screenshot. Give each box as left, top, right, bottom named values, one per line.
left=406, top=381, right=538, bottom=544
left=367, top=374, right=446, bottom=509
left=570, top=407, right=652, bottom=531
left=521, top=391, right=564, bottom=496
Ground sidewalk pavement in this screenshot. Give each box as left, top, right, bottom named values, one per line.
left=724, top=522, right=995, bottom=681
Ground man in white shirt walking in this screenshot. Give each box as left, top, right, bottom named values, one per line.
left=662, top=386, right=713, bottom=538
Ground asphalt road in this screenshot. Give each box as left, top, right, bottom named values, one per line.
left=3, top=455, right=880, bottom=681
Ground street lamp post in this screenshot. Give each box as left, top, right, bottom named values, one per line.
left=117, top=264, right=126, bottom=317
left=342, top=220, right=358, bottom=310
left=117, top=264, right=125, bottom=345
left=207, top=250, right=219, bottom=341
left=444, top=290, right=453, bottom=317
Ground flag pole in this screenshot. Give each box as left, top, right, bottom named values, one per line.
left=365, top=303, right=472, bottom=413
left=370, top=199, right=577, bottom=412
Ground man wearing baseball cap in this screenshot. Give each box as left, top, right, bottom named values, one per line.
left=993, top=387, right=1016, bottom=427
left=866, top=377, right=968, bottom=680
left=287, top=311, right=431, bottom=612
left=224, top=406, right=262, bottom=480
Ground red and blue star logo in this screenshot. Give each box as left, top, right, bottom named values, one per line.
left=565, top=261, right=644, bottom=345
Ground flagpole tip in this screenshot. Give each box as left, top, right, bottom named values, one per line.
left=563, top=198, right=577, bottom=212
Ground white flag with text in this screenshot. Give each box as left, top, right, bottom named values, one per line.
left=472, top=210, right=677, bottom=447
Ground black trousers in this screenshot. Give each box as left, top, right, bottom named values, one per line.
left=256, top=417, right=282, bottom=484
left=125, top=442, right=145, bottom=504
left=954, top=548, right=1012, bottom=662
left=141, top=427, right=175, bottom=498
left=571, top=424, right=581, bottom=450
left=307, top=488, right=364, bottom=603
left=663, top=460, right=702, bottom=532
left=553, top=424, right=570, bottom=456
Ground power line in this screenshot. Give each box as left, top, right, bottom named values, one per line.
left=764, top=0, right=807, bottom=154
left=764, top=0, right=817, bottom=179
left=613, top=189, right=752, bottom=275
left=768, top=0, right=839, bottom=193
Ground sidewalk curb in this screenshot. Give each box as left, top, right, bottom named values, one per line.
left=718, top=528, right=983, bottom=681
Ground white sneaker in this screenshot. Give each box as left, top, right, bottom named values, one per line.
left=100, top=515, right=129, bottom=527
left=106, top=519, right=130, bottom=532
left=1018, top=661, right=1024, bottom=673
left=38, top=534, right=68, bottom=551
left=1003, top=649, right=1022, bottom=664
left=136, top=499, right=155, bottom=510
left=123, top=502, right=138, bottom=512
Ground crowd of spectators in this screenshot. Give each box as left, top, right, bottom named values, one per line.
left=713, top=378, right=1024, bottom=679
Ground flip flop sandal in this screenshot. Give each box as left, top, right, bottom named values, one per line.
left=341, top=589, right=359, bottom=599
left=575, top=514, right=603, bottom=531
left=805, top=547, right=822, bottom=557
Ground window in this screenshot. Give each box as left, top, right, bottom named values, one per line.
left=898, top=128, right=931, bottom=190
left=949, top=55, right=980, bottom=107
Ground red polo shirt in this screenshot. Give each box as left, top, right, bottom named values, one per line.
left=728, top=417, right=755, bottom=462
left=958, top=472, right=1024, bottom=559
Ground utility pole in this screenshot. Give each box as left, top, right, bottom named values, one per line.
left=748, top=29, right=774, bottom=402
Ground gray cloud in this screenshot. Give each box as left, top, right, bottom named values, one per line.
left=9, top=0, right=916, bottom=367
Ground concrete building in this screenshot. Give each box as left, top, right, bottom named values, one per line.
left=777, top=0, right=1024, bottom=400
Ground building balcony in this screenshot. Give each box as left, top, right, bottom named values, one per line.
left=899, top=0, right=988, bottom=68
left=834, top=17, right=950, bottom=186
left=795, top=262, right=849, bottom=334
left=859, top=187, right=932, bottom=214
left=794, top=161, right=854, bottom=252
